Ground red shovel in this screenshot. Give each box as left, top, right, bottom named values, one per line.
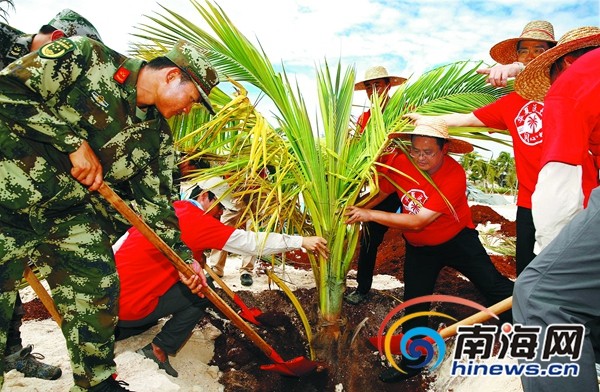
left=368, top=296, right=513, bottom=354
left=97, top=183, right=320, bottom=377
left=203, top=264, right=265, bottom=326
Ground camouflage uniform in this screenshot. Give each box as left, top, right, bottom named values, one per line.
left=1, top=9, right=102, bottom=70
left=0, top=37, right=216, bottom=390
left=0, top=23, right=32, bottom=68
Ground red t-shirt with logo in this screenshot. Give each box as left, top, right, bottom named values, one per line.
left=115, top=200, right=235, bottom=321
left=379, top=154, right=474, bottom=246
left=473, top=92, right=543, bottom=209
left=538, top=48, right=600, bottom=205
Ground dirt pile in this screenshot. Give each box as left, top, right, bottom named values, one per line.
left=23, top=204, right=516, bottom=391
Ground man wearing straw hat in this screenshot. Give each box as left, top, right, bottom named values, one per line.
left=345, top=118, right=514, bottom=383
left=512, top=26, right=600, bottom=392
left=344, top=65, right=408, bottom=305
left=405, top=20, right=556, bottom=276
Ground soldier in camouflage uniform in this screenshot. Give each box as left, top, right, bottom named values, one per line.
left=0, top=8, right=102, bottom=68
left=0, top=36, right=218, bottom=391
left=0, top=9, right=102, bottom=382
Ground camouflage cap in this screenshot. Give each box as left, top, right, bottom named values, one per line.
left=165, top=40, right=219, bottom=115
left=48, top=9, right=103, bottom=42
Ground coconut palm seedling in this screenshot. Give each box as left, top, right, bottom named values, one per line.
left=131, top=0, right=513, bottom=364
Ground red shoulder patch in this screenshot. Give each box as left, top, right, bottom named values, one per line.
left=113, top=66, right=130, bottom=84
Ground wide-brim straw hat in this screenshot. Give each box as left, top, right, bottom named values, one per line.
left=489, top=20, right=556, bottom=64
left=515, top=26, right=600, bottom=102
left=354, top=65, right=407, bottom=91
left=388, top=118, right=473, bottom=154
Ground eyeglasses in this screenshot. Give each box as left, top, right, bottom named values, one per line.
left=517, top=47, right=546, bottom=57
left=409, top=147, right=438, bottom=159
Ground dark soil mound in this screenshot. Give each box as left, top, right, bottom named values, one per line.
left=24, top=204, right=516, bottom=391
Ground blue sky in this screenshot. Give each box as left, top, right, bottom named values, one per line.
left=6, top=0, right=600, bottom=157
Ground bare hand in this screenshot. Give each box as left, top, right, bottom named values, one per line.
left=403, top=113, right=424, bottom=123
left=302, top=236, right=329, bottom=258
left=476, top=63, right=522, bottom=88
left=179, top=259, right=208, bottom=297
left=344, top=206, right=371, bottom=224
left=69, top=140, right=103, bottom=191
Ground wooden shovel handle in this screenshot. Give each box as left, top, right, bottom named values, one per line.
left=439, top=296, right=513, bottom=339
left=23, top=266, right=62, bottom=325
left=96, top=183, right=281, bottom=361
left=203, top=264, right=236, bottom=299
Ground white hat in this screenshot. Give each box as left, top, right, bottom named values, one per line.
left=196, top=177, right=237, bottom=211
left=354, top=65, right=407, bottom=91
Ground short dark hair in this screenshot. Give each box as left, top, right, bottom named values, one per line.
left=188, top=185, right=216, bottom=201
left=38, top=25, right=57, bottom=34
left=146, top=57, right=192, bottom=84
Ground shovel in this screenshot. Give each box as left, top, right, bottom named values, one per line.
left=369, top=296, right=513, bottom=354
left=23, top=266, right=63, bottom=325
left=97, top=182, right=320, bottom=377
left=203, top=264, right=265, bottom=326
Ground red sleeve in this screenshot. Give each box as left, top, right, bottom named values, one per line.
left=175, top=201, right=236, bottom=255
left=473, top=94, right=511, bottom=131
left=541, top=95, right=589, bottom=167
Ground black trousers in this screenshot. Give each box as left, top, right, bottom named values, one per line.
left=117, top=282, right=208, bottom=354
left=516, top=206, right=536, bottom=275
left=403, top=227, right=514, bottom=332
left=355, top=193, right=401, bottom=294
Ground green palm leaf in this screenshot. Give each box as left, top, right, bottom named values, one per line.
left=130, top=0, right=514, bottom=335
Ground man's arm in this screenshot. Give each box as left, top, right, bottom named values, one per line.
left=222, top=230, right=328, bottom=258
left=344, top=205, right=441, bottom=231
left=531, top=162, right=584, bottom=252
left=476, top=62, right=524, bottom=87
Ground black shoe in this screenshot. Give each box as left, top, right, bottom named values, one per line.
left=136, top=343, right=178, bottom=377
left=89, top=377, right=133, bottom=391
left=379, top=365, right=422, bottom=383
left=240, top=273, right=253, bottom=286
left=4, top=344, right=62, bottom=380
left=344, top=290, right=368, bottom=305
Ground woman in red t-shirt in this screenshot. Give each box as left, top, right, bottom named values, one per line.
left=345, top=119, right=514, bottom=383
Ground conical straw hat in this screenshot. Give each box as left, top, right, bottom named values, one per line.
left=489, top=20, right=556, bottom=64
left=388, top=118, right=473, bottom=154
left=355, top=65, right=407, bottom=91
left=515, top=26, right=600, bottom=102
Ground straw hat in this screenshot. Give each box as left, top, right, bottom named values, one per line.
left=489, top=20, right=556, bottom=64
left=515, top=26, right=600, bottom=102
left=388, top=118, right=473, bottom=154
left=354, top=65, right=407, bottom=91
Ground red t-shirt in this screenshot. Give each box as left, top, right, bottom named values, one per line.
left=473, top=92, right=543, bottom=209
left=116, top=200, right=235, bottom=321
left=379, top=154, right=474, bottom=246
left=538, top=47, right=600, bottom=204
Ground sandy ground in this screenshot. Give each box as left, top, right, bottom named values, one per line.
left=3, top=202, right=525, bottom=392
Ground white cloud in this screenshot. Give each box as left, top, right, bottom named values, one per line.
left=5, top=0, right=599, bottom=156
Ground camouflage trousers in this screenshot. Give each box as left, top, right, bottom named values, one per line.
left=0, top=206, right=119, bottom=391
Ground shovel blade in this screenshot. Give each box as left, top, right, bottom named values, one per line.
left=260, top=356, right=319, bottom=377
left=368, top=334, right=403, bottom=355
